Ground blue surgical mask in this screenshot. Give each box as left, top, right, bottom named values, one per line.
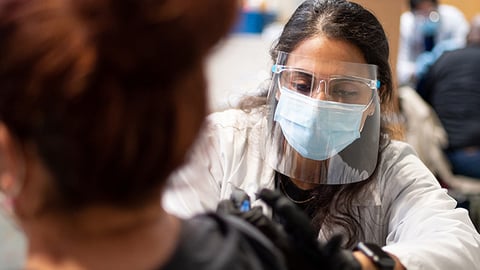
left=274, top=87, right=365, bottom=161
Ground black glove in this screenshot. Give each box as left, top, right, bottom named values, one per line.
left=323, top=234, right=363, bottom=270
left=216, top=200, right=268, bottom=230
left=216, top=188, right=362, bottom=270
left=216, top=190, right=289, bottom=250
left=257, top=188, right=361, bottom=270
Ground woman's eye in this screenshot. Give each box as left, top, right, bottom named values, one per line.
left=331, top=87, right=358, bottom=97
left=292, top=81, right=312, bottom=94
left=330, top=82, right=359, bottom=96
left=329, top=80, right=373, bottom=105
left=290, top=72, right=313, bottom=94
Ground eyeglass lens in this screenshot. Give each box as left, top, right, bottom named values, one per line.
left=279, top=69, right=372, bottom=105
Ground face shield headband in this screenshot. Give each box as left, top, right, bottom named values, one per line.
left=265, top=51, right=381, bottom=185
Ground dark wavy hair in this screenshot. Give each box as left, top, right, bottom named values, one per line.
left=239, top=0, right=396, bottom=248
left=0, top=0, right=236, bottom=212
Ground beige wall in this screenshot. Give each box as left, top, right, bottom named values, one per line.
left=352, top=0, right=480, bottom=86
left=441, top=0, right=480, bottom=21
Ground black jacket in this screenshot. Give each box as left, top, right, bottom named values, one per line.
left=161, top=213, right=286, bottom=270
left=422, top=46, right=480, bottom=150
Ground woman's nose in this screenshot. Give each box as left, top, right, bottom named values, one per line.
left=311, top=80, right=327, bottom=100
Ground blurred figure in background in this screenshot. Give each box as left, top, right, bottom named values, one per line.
left=0, top=0, right=288, bottom=269
left=422, top=14, right=480, bottom=180
left=397, top=0, right=469, bottom=91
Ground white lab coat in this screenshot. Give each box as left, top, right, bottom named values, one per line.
left=397, top=4, right=469, bottom=86
left=163, top=106, right=480, bottom=270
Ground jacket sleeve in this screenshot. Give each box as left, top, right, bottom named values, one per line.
left=163, top=109, right=257, bottom=218
left=163, top=114, right=227, bottom=218
left=381, top=142, right=480, bottom=269
left=442, top=5, right=469, bottom=49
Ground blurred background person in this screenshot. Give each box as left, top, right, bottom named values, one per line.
left=0, top=0, right=290, bottom=269
left=421, top=14, right=480, bottom=180
left=397, top=0, right=469, bottom=90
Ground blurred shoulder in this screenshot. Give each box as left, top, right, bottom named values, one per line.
left=380, top=140, right=420, bottom=165
left=163, top=214, right=285, bottom=270
left=438, top=4, right=467, bottom=18
left=378, top=140, right=439, bottom=186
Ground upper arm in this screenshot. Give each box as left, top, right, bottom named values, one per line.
left=380, top=142, right=480, bottom=269
left=163, top=120, right=225, bottom=217
left=162, top=109, right=256, bottom=217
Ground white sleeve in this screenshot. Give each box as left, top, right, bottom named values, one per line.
left=381, top=143, right=480, bottom=269
left=442, top=5, right=469, bottom=48
left=162, top=116, right=225, bottom=218
left=162, top=109, right=258, bottom=218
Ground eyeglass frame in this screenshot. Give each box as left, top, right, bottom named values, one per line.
left=272, top=64, right=380, bottom=107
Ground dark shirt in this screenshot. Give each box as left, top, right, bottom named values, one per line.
left=276, top=174, right=317, bottom=219
left=423, top=46, right=480, bottom=150
left=161, top=213, right=286, bottom=270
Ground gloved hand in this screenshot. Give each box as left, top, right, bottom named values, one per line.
left=431, top=39, right=460, bottom=57
left=217, top=188, right=362, bottom=270
left=415, top=51, right=435, bottom=80
left=323, top=234, right=363, bottom=270
left=258, top=188, right=361, bottom=270
left=415, top=39, right=461, bottom=81
left=216, top=190, right=290, bottom=251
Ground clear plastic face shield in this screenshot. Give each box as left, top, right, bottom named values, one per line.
left=265, top=51, right=381, bottom=185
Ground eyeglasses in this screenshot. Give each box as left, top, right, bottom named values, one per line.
left=272, top=65, right=379, bottom=106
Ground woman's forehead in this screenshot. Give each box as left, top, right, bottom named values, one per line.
left=292, top=36, right=366, bottom=62
left=286, top=37, right=372, bottom=77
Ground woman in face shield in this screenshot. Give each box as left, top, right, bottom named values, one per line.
left=164, top=0, right=480, bottom=269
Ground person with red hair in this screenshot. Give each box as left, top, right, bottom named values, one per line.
left=0, top=0, right=286, bottom=269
